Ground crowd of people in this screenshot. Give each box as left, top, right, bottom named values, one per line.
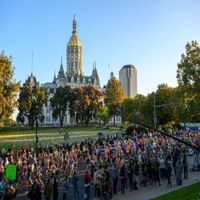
left=0, top=129, right=199, bottom=200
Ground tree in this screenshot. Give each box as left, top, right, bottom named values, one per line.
left=71, top=86, right=104, bottom=126
left=105, top=76, right=126, bottom=126
left=139, top=93, right=154, bottom=127
left=154, top=84, right=177, bottom=127
left=176, top=41, right=200, bottom=122
left=177, top=41, right=200, bottom=88
left=17, top=83, right=48, bottom=129
left=0, top=52, right=20, bottom=127
left=96, top=104, right=109, bottom=126
left=122, top=94, right=146, bottom=124
left=50, top=86, right=72, bottom=128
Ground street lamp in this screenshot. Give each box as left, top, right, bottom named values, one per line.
left=35, top=114, right=38, bottom=149
left=32, top=96, right=39, bottom=149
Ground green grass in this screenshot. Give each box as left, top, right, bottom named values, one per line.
left=0, top=126, right=124, bottom=149
left=0, top=126, right=114, bottom=135
left=152, top=182, right=200, bottom=200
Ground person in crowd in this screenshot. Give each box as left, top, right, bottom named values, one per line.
left=72, top=171, right=80, bottom=200
left=152, top=157, right=161, bottom=186
left=182, top=154, right=188, bottom=179
left=134, top=159, right=139, bottom=190
left=34, top=184, right=41, bottom=200
left=27, top=184, right=35, bottom=200
left=111, top=162, right=118, bottom=194
left=62, top=176, right=69, bottom=200
left=84, top=170, right=91, bottom=200
left=44, top=179, right=53, bottom=200
left=166, top=156, right=172, bottom=187
left=53, top=177, right=58, bottom=200
left=119, top=164, right=126, bottom=194
left=127, top=161, right=134, bottom=191
left=176, top=159, right=183, bottom=185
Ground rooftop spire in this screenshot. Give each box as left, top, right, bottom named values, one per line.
left=72, top=14, right=77, bottom=34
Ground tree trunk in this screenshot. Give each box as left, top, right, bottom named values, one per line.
left=30, top=120, right=35, bottom=130
left=85, top=112, right=90, bottom=127
left=113, top=115, right=116, bottom=127
left=60, top=116, right=63, bottom=128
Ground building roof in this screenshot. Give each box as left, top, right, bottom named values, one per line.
left=120, top=64, right=136, bottom=70
left=67, top=15, right=82, bottom=47
left=67, top=33, right=82, bottom=47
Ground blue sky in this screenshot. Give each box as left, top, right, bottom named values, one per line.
left=1, top=0, right=200, bottom=95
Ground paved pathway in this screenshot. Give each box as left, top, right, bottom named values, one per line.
left=112, top=170, right=200, bottom=200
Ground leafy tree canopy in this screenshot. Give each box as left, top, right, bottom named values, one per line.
left=105, top=76, right=126, bottom=125
left=0, top=52, right=20, bottom=127
left=17, top=82, right=48, bottom=129
left=177, top=40, right=200, bottom=90
left=50, top=86, right=72, bottom=128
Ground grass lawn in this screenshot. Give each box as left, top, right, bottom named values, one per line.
left=0, top=126, right=124, bottom=149
left=152, top=182, right=200, bottom=200
left=0, top=126, right=122, bottom=136
left=0, top=126, right=114, bottom=134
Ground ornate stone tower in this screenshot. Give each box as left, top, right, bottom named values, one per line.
left=66, top=15, right=82, bottom=76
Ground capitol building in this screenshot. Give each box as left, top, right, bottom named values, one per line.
left=27, top=16, right=101, bottom=126
left=24, top=15, right=137, bottom=126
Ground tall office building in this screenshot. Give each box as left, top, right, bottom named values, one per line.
left=119, top=65, right=137, bottom=97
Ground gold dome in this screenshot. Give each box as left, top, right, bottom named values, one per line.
left=67, top=33, right=82, bottom=47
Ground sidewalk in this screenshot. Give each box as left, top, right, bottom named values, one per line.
left=112, top=171, right=200, bottom=200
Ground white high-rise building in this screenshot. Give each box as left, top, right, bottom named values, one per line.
left=119, top=65, right=137, bottom=98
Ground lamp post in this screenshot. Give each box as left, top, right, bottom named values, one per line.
left=35, top=114, right=38, bottom=150
left=32, top=96, right=39, bottom=150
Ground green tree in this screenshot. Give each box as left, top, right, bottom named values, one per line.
left=140, top=93, right=154, bottom=127
left=105, top=76, right=126, bottom=126
left=0, top=52, right=20, bottom=127
left=96, top=104, right=109, bottom=126
left=155, top=84, right=177, bottom=127
left=122, top=94, right=146, bottom=124
left=176, top=41, right=200, bottom=122
left=17, top=83, right=48, bottom=129
left=50, top=86, right=72, bottom=128
left=177, top=41, right=200, bottom=88
left=71, top=86, right=104, bottom=126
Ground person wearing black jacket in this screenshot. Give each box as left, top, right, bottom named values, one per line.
left=34, top=185, right=41, bottom=200
left=119, top=165, right=126, bottom=194
left=53, top=178, right=59, bottom=200
left=127, top=161, right=134, bottom=191
left=27, top=184, right=35, bottom=200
